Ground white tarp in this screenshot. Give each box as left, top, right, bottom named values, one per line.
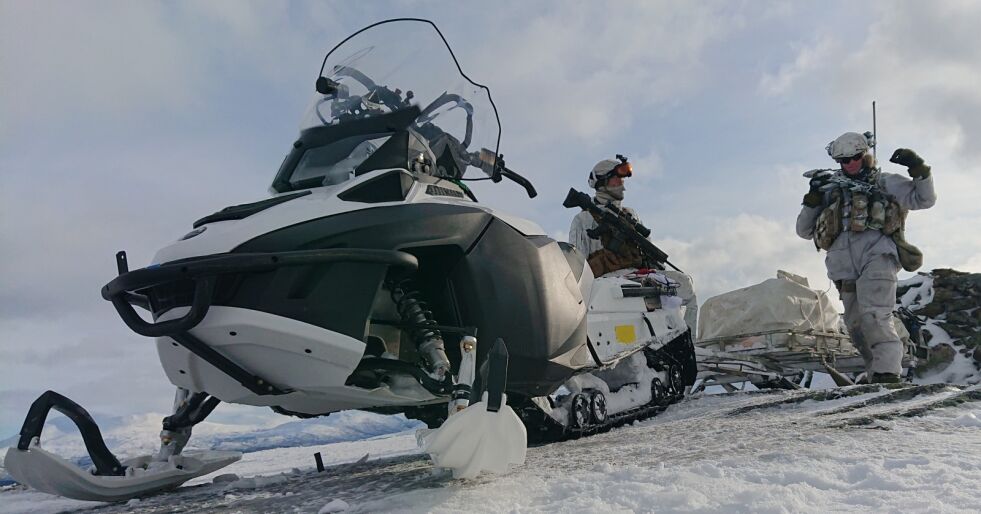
left=697, top=270, right=842, bottom=342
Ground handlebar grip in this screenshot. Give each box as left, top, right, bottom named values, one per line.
left=502, top=168, right=537, bottom=198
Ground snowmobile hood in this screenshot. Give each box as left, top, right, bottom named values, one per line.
left=152, top=168, right=544, bottom=265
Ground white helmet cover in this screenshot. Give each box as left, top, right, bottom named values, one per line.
left=588, top=159, right=619, bottom=188
left=826, top=132, right=870, bottom=159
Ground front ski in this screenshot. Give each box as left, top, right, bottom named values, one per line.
left=4, top=390, right=240, bottom=502
left=4, top=443, right=240, bottom=502
left=422, top=338, right=527, bottom=478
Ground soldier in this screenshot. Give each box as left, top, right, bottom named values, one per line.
left=797, top=132, right=936, bottom=383
left=569, top=157, right=698, bottom=333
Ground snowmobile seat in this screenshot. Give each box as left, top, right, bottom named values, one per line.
left=558, top=242, right=586, bottom=281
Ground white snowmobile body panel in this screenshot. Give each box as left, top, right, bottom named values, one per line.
left=4, top=442, right=240, bottom=502
left=156, top=306, right=440, bottom=414
left=585, top=275, right=688, bottom=365
left=153, top=168, right=544, bottom=265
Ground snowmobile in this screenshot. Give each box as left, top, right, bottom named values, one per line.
left=5, top=18, right=696, bottom=501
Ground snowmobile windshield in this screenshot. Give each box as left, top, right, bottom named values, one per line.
left=302, top=18, right=502, bottom=180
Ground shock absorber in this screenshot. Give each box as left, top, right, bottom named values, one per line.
left=390, top=279, right=451, bottom=380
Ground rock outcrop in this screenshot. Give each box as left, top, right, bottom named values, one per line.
left=897, top=269, right=981, bottom=384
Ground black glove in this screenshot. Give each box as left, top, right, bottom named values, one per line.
left=809, top=172, right=832, bottom=192
left=802, top=171, right=831, bottom=207
left=890, top=148, right=931, bottom=178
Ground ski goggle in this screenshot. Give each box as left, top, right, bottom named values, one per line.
left=610, top=161, right=633, bottom=178
left=835, top=153, right=864, bottom=165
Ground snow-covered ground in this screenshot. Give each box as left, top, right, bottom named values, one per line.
left=3, top=383, right=979, bottom=513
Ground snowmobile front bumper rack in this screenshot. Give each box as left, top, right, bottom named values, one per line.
left=102, top=248, right=419, bottom=338
left=17, top=391, right=126, bottom=475
left=101, top=248, right=418, bottom=397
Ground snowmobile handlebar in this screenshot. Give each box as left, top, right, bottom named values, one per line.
left=499, top=167, right=537, bottom=198
left=102, top=248, right=419, bottom=338
left=471, top=149, right=537, bottom=198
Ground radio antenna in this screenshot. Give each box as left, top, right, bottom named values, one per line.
left=872, top=101, right=877, bottom=159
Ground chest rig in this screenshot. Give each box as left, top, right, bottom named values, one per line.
left=813, top=186, right=905, bottom=251
left=812, top=179, right=922, bottom=271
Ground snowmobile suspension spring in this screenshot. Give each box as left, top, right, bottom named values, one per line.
left=390, top=279, right=450, bottom=376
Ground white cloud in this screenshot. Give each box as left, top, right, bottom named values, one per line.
left=658, top=212, right=833, bottom=305
left=0, top=2, right=203, bottom=134
left=460, top=2, right=737, bottom=150
left=759, top=36, right=837, bottom=96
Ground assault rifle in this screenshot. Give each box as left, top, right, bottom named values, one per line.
left=804, top=168, right=881, bottom=196
left=562, top=188, right=682, bottom=273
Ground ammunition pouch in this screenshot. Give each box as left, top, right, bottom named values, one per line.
left=587, top=248, right=644, bottom=277
left=813, top=190, right=842, bottom=251
left=812, top=187, right=920, bottom=271
left=892, top=230, right=923, bottom=272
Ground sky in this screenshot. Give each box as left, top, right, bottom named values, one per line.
left=2, top=1, right=980, bottom=436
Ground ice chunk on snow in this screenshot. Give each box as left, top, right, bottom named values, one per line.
left=212, top=473, right=239, bottom=484
left=951, top=412, right=981, bottom=427
left=319, top=499, right=350, bottom=513
left=223, top=474, right=288, bottom=490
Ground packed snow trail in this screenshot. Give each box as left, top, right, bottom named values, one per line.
left=2, top=384, right=980, bottom=513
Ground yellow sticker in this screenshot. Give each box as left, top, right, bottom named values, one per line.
left=615, top=324, right=636, bottom=344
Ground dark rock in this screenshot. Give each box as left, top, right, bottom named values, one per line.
left=915, top=344, right=956, bottom=376
left=919, top=302, right=946, bottom=318
left=932, top=288, right=955, bottom=303
left=922, top=330, right=933, bottom=344
left=960, top=333, right=981, bottom=349
left=946, top=298, right=978, bottom=313
left=974, top=346, right=981, bottom=364
left=946, top=310, right=976, bottom=326
left=937, top=323, right=972, bottom=340
left=932, top=268, right=969, bottom=281
left=954, top=274, right=981, bottom=293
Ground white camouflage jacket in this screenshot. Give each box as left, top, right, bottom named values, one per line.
left=796, top=171, right=936, bottom=280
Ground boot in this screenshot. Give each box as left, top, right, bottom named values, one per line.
left=870, top=372, right=901, bottom=384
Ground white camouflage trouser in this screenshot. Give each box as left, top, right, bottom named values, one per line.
left=838, top=254, right=903, bottom=376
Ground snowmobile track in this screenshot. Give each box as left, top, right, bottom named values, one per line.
left=832, top=386, right=981, bottom=427
left=725, top=384, right=886, bottom=416
left=814, top=383, right=955, bottom=417
left=519, top=393, right=681, bottom=445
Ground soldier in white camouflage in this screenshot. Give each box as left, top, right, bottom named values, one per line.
left=569, top=157, right=698, bottom=333
left=796, top=132, right=936, bottom=383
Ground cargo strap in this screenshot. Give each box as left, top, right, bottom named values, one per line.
left=834, top=279, right=857, bottom=293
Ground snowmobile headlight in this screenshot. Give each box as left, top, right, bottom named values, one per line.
left=180, top=226, right=207, bottom=240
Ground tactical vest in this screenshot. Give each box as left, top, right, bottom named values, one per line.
left=586, top=210, right=646, bottom=276
left=813, top=187, right=922, bottom=271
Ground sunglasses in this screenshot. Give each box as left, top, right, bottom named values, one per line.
left=835, top=153, right=864, bottom=165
